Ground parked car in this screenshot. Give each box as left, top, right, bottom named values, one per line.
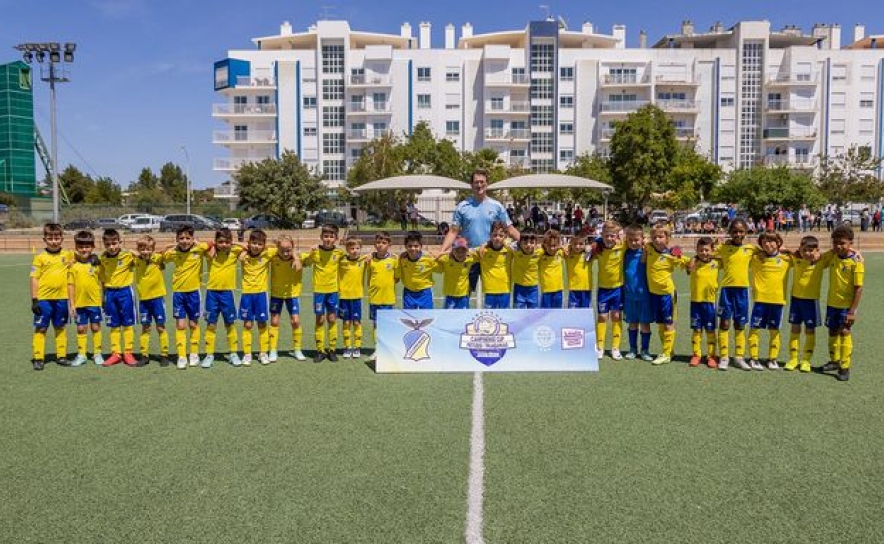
left=244, top=214, right=290, bottom=229
left=117, top=213, right=147, bottom=227
left=648, top=209, right=670, bottom=225
left=159, top=214, right=221, bottom=232
left=63, top=218, right=96, bottom=231
left=128, top=215, right=163, bottom=233
left=95, top=218, right=123, bottom=230
left=222, top=218, right=243, bottom=230
left=311, top=210, right=354, bottom=228
left=840, top=209, right=861, bottom=226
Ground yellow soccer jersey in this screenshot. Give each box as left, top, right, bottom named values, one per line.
left=339, top=255, right=367, bottom=299
left=241, top=247, right=278, bottom=294
left=478, top=245, right=512, bottom=295
left=790, top=252, right=832, bottom=300
left=750, top=253, right=792, bottom=305
left=163, top=242, right=209, bottom=293
left=31, top=249, right=74, bottom=300
left=68, top=260, right=103, bottom=307
left=99, top=250, right=136, bottom=289
left=206, top=246, right=244, bottom=291
left=565, top=252, right=592, bottom=292
left=714, top=242, right=757, bottom=288
left=511, top=247, right=541, bottom=287
left=596, top=242, right=625, bottom=289
left=539, top=249, right=565, bottom=293
left=399, top=253, right=436, bottom=292
left=368, top=254, right=398, bottom=305
left=645, top=244, right=688, bottom=295
left=827, top=254, right=864, bottom=309
left=304, top=246, right=346, bottom=294
left=270, top=253, right=306, bottom=299
left=435, top=253, right=475, bottom=297
left=690, top=259, right=720, bottom=303
left=134, top=254, right=167, bottom=300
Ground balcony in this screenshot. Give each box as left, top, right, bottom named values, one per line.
left=599, top=100, right=650, bottom=114
left=212, top=103, right=277, bottom=117
left=766, top=73, right=818, bottom=86
left=657, top=99, right=699, bottom=112
left=234, top=76, right=275, bottom=88
left=485, top=74, right=530, bottom=87
left=484, top=129, right=531, bottom=141
left=674, top=126, right=697, bottom=139
left=486, top=101, right=531, bottom=115
left=349, top=74, right=391, bottom=86
left=762, top=127, right=817, bottom=140
left=213, top=130, right=277, bottom=145
left=764, top=99, right=817, bottom=112
left=764, top=155, right=817, bottom=168
left=347, top=129, right=392, bottom=141
left=600, top=73, right=651, bottom=86
left=213, top=157, right=267, bottom=171
left=347, top=102, right=391, bottom=115
left=655, top=74, right=700, bottom=86
left=599, top=128, right=616, bottom=141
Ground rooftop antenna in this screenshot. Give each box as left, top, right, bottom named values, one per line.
left=558, top=15, right=568, bottom=30
left=539, top=4, right=551, bottom=21
left=320, top=5, right=337, bottom=20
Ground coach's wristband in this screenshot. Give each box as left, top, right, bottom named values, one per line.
left=31, top=298, right=41, bottom=316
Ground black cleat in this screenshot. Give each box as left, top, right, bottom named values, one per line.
left=836, top=368, right=850, bottom=382
left=313, top=351, right=326, bottom=363
left=816, top=361, right=840, bottom=373
left=32, top=359, right=45, bottom=371
left=56, top=358, right=70, bottom=367
left=136, top=356, right=150, bottom=367
left=159, top=355, right=173, bottom=368
left=326, top=350, right=338, bottom=363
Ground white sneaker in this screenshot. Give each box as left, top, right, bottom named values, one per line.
left=93, top=353, right=104, bottom=366
left=200, top=355, right=214, bottom=369
left=188, top=353, right=200, bottom=367
left=611, top=348, right=623, bottom=361
left=242, top=354, right=252, bottom=366
left=596, top=346, right=604, bottom=358
left=640, top=351, right=654, bottom=362
left=351, top=348, right=361, bottom=360
left=736, top=358, right=752, bottom=371
left=750, top=359, right=765, bottom=371
left=343, top=348, right=352, bottom=359
left=229, top=353, right=242, bottom=367
left=72, top=354, right=88, bottom=367
left=767, top=360, right=780, bottom=370
left=651, top=354, right=671, bottom=365
left=268, top=350, right=278, bottom=363
left=176, top=356, right=188, bottom=370
left=718, top=357, right=730, bottom=371
left=293, top=349, right=306, bottom=361
left=259, top=353, right=270, bottom=365
left=624, top=351, right=638, bottom=360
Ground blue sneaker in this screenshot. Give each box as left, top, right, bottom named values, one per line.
left=229, top=353, right=242, bottom=367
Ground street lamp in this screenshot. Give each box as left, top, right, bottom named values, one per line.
left=14, top=42, right=76, bottom=224
left=180, top=145, right=191, bottom=215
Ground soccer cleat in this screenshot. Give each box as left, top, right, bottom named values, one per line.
left=767, top=360, right=780, bottom=370
left=327, top=350, right=339, bottom=363
left=640, top=352, right=654, bottom=362
left=596, top=346, right=605, bottom=359
left=735, top=357, right=750, bottom=371
left=651, top=354, right=671, bottom=366
left=623, top=351, right=638, bottom=360
left=718, top=357, right=730, bottom=371
left=71, top=354, right=88, bottom=367
left=93, top=353, right=105, bottom=366
left=611, top=348, right=623, bottom=361
left=293, top=350, right=306, bottom=361
left=688, top=355, right=702, bottom=367
left=188, top=353, right=200, bottom=367
left=313, top=351, right=326, bottom=363
left=32, top=359, right=45, bottom=371
left=56, top=358, right=70, bottom=367
left=161, top=355, right=175, bottom=368
left=784, top=359, right=799, bottom=371
left=176, top=357, right=188, bottom=370
left=259, top=353, right=270, bottom=365
left=351, top=349, right=361, bottom=360
left=799, top=361, right=812, bottom=373
left=229, top=353, right=242, bottom=367
left=816, top=361, right=840, bottom=373
left=750, top=360, right=765, bottom=371
left=706, top=355, right=719, bottom=369
left=103, top=353, right=122, bottom=367
left=200, top=355, right=214, bottom=369
left=836, top=368, right=850, bottom=382
left=342, top=348, right=352, bottom=359
left=123, top=353, right=137, bottom=367
left=268, top=350, right=278, bottom=363
left=136, top=356, right=150, bottom=367
left=241, top=354, right=253, bottom=366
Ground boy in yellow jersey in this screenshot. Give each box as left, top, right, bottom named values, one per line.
left=436, top=236, right=475, bottom=309
left=817, top=225, right=864, bottom=381
left=538, top=230, right=565, bottom=308
left=134, top=235, right=168, bottom=367
left=593, top=220, right=626, bottom=360
left=238, top=229, right=276, bottom=366
left=511, top=229, right=541, bottom=309
left=644, top=223, right=688, bottom=365
left=564, top=233, right=592, bottom=310
left=710, top=218, right=756, bottom=371
left=687, top=237, right=719, bottom=368
left=399, top=231, right=437, bottom=309
left=67, top=230, right=104, bottom=367
left=745, top=231, right=792, bottom=371
left=476, top=221, right=512, bottom=309
left=303, top=223, right=346, bottom=362
left=367, top=232, right=398, bottom=362
left=202, top=228, right=243, bottom=368
left=622, top=226, right=653, bottom=361
left=30, top=223, right=75, bottom=370
left=98, top=229, right=138, bottom=367
left=162, top=225, right=212, bottom=370
left=269, top=234, right=306, bottom=362
left=338, top=236, right=367, bottom=359
left=784, top=236, right=828, bottom=372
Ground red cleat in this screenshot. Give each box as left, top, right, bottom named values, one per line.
left=123, top=352, right=137, bottom=366
left=688, top=355, right=702, bottom=367
left=706, top=355, right=719, bottom=369
left=102, top=353, right=122, bottom=367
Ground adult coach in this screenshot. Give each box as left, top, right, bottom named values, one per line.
left=441, top=168, right=520, bottom=291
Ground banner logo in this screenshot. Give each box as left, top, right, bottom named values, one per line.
left=400, top=318, right=435, bottom=361
left=459, top=313, right=516, bottom=366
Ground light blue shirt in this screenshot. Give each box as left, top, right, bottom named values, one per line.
left=452, top=196, right=511, bottom=248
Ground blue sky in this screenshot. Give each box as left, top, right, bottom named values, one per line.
left=2, top=0, right=879, bottom=190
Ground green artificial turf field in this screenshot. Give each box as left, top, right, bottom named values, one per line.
left=1, top=253, right=881, bottom=543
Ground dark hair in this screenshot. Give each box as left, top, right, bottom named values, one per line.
left=696, top=236, right=714, bottom=249
left=249, top=229, right=267, bottom=244
left=404, top=231, right=423, bottom=245
left=102, top=228, right=121, bottom=241
left=43, top=223, right=63, bottom=236
left=728, top=218, right=748, bottom=233
left=490, top=221, right=507, bottom=234
left=374, top=231, right=391, bottom=243
left=832, top=224, right=854, bottom=241
left=74, top=230, right=95, bottom=246
left=176, top=224, right=195, bottom=237
left=799, top=236, right=819, bottom=250
left=519, top=227, right=537, bottom=241
left=470, top=168, right=489, bottom=183
left=215, top=227, right=233, bottom=242
left=321, top=224, right=339, bottom=236
left=758, top=230, right=783, bottom=247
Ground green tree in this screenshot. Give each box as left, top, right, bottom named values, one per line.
left=712, top=166, right=824, bottom=218
left=347, top=131, right=405, bottom=219
left=609, top=105, right=678, bottom=214
left=128, top=167, right=165, bottom=210
left=58, top=165, right=94, bottom=204
left=817, top=145, right=884, bottom=206
left=235, top=150, right=328, bottom=225
left=662, top=146, right=723, bottom=209
left=85, top=176, right=123, bottom=205
left=564, top=153, right=612, bottom=205
left=158, top=162, right=187, bottom=204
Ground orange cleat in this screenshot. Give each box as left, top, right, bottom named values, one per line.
left=123, top=352, right=137, bottom=366
left=706, top=355, right=719, bottom=369
left=689, top=355, right=702, bottom=367
left=102, top=353, right=122, bottom=367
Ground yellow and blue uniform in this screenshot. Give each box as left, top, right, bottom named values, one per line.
left=135, top=254, right=167, bottom=326
left=565, top=250, right=592, bottom=309
left=788, top=253, right=829, bottom=329
left=400, top=252, right=436, bottom=309
left=69, top=259, right=103, bottom=325
left=645, top=244, right=688, bottom=324
left=163, top=242, right=210, bottom=322
left=714, top=242, right=756, bottom=326
left=99, top=250, right=137, bottom=328
left=31, top=247, right=75, bottom=361
left=269, top=252, right=305, bottom=316
left=368, top=253, right=398, bottom=320
left=304, top=245, right=346, bottom=315
left=205, top=246, right=243, bottom=325
left=595, top=241, right=625, bottom=314
left=478, top=244, right=512, bottom=309
left=825, top=251, right=864, bottom=371
left=511, top=247, right=541, bottom=309
left=240, top=247, right=277, bottom=323
left=436, top=253, right=475, bottom=309
left=538, top=249, right=565, bottom=308
left=338, top=256, right=366, bottom=321
left=689, top=259, right=719, bottom=331
left=749, top=252, right=792, bottom=329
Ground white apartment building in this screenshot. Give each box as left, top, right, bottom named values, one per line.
left=212, top=18, right=884, bottom=192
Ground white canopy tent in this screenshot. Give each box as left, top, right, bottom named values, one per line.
left=351, top=175, right=471, bottom=193
left=487, top=173, right=614, bottom=219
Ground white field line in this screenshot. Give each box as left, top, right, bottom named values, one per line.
left=465, top=371, right=486, bottom=544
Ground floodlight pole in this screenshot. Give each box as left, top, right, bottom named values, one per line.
left=48, top=62, right=60, bottom=223
left=181, top=145, right=191, bottom=215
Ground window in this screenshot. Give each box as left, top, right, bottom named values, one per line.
left=560, top=67, right=574, bottom=81
left=860, top=65, right=876, bottom=81
left=322, top=106, right=344, bottom=127
left=720, top=96, right=735, bottom=107
left=560, top=96, right=574, bottom=109
left=531, top=105, right=553, bottom=126
left=372, top=122, right=388, bottom=136
left=831, top=92, right=846, bottom=107
left=303, top=126, right=318, bottom=137
left=511, top=67, right=527, bottom=83
left=417, top=94, right=431, bottom=108
left=446, top=68, right=460, bottom=82
left=490, top=97, right=504, bottom=111
left=830, top=119, right=845, bottom=134
left=321, top=44, right=344, bottom=74
left=860, top=93, right=874, bottom=108
left=446, top=121, right=460, bottom=136
left=19, top=67, right=31, bottom=90
left=720, top=65, right=736, bottom=80
left=323, top=133, right=345, bottom=154
left=859, top=119, right=874, bottom=134
left=234, top=125, right=248, bottom=141
left=446, top=93, right=461, bottom=109
left=531, top=132, right=553, bottom=153
left=303, top=96, right=317, bottom=109
left=372, top=92, right=388, bottom=111
left=417, top=67, right=431, bottom=82
left=831, top=64, right=847, bottom=81
left=530, top=78, right=553, bottom=99
left=559, top=123, right=574, bottom=135
left=608, top=67, right=637, bottom=84
left=322, top=79, right=344, bottom=100
left=322, top=159, right=346, bottom=181
left=559, top=149, right=574, bottom=162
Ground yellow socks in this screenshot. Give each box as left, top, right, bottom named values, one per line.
left=175, top=328, right=187, bottom=358
left=841, top=335, right=853, bottom=369
left=269, top=324, right=280, bottom=351
left=158, top=328, right=169, bottom=357
left=110, top=327, right=122, bottom=354
left=828, top=335, right=842, bottom=363
left=54, top=328, right=67, bottom=359
left=748, top=329, right=761, bottom=359
left=93, top=330, right=103, bottom=356
left=315, top=324, right=326, bottom=351
left=717, top=330, right=730, bottom=358
left=293, top=326, right=303, bottom=349
left=242, top=328, right=253, bottom=354
left=659, top=325, right=675, bottom=356
left=33, top=330, right=46, bottom=361
left=258, top=325, right=269, bottom=353
left=189, top=327, right=200, bottom=355
left=611, top=321, right=622, bottom=350
left=327, top=320, right=338, bottom=351
left=226, top=324, right=238, bottom=353
left=596, top=321, right=607, bottom=349
left=353, top=322, right=363, bottom=350
left=691, top=330, right=702, bottom=357
left=78, top=331, right=88, bottom=356
left=734, top=329, right=746, bottom=357
left=342, top=325, right=352, bottom=349
left=802, top=331, right=815, bottom=362
left=122, top=326, right=134, bottom=353
left=205, top=327, right=217, bottom=355
left=768, top=330, right=781, bottom=361
left=140, top=330, right=151, bottom=355
left=705, top=331, right=717, bottom=357
left=789, top=331, right=800, bottom=361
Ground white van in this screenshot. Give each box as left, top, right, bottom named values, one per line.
left=128, top=215, right=162, bottom=233
left=118, top=213, right=147, bottom=227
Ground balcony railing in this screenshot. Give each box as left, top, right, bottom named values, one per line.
left=764, top=99, right=817, bottom=111
left=766, top=73, right=818, bottom=85
left=485, top=74, right=530, bottom=85
left=657, top=99, right=699, bottom=111
left=762, top=127, right=817, bottom=139
left=599, top=100, right=650, bottom=112
left=655, top=74, right=700, bottom=85
left=674, top=126, right=697, bottom=138
left=600, top=128, right=616, bottom=140
left=347, top=102, right=390, bottom=113
left=484, top=129, right=531, bottom=140
left=764, top=155, right=816, bottom=167
left=235, top=76, right=275, bottom=87
left=212, top=103, right=277, bottom=115
left=487, top=101, right=531, bottom=113
left=349, top=74, right=391, bottom=86
left=213, top=130, right=277, bottom=143
left=347, top=129, right=392, bottom=140
left=213, top=157, right=266, bottom=171
left=601, top=73, right=651, bottom=85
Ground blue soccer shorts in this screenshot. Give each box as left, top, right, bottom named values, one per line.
left=172, top=290, right=201, bottom=322
left=717, top=287, right=749, bottom=327
left=104, top=287, right=136, bottom=328
left=445, top=296, right=469, bottom=310
left=33, top=299, right=69, bottom=329
left=205, top=290, right=236, bottom=325
left=788, top=297, right=821, bottom=329
left=624, top=296, right=652, bottom=324
left=369, top=304, right=394, bottom=321
left=690, top=301, right=717, bottom=331
left=825, top=306, right=850, bottom=331
left=239, top=293, right=269, bottom=323
left=403, top=288, right=433, bottom=310
left=540, top=291, right=563, bottom=309
left=338, top=298, right=363, bottom=321
left=270, top=296, right=300, bottom=316
left=568, top=290, right=592, bottom=309
left=750, top=302, right=784, bottom=329
left=513, top=284, right=539, bottom=309
left=76, top=306, right=103, bottom=327
left=650, top=293, right=676, bottom=325
left=139, top=297, right=167, bottom=326
left=483, top=293, right=510, bottom=310
left=313, top=292, right=339, bottom=316
left=597, top=287, right=624, bottom=315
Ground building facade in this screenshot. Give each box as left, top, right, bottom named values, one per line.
left=212, top=18, right=884, bottom=192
